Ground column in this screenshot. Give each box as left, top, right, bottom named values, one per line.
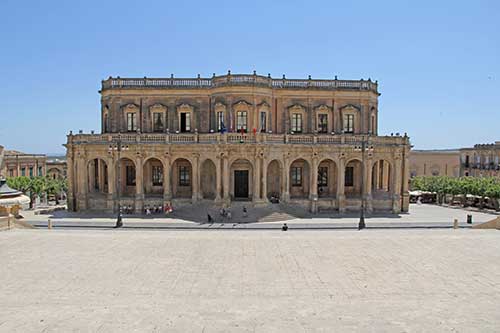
left=88, top=160, right=95, bottom=193
left=222, top=155, right=230, bottom=205
left=392, top=157, right=402, bottom=214
left=215, top=156, right=222, bottom=203
left=162, top=157, right=171, bottom=201
left=337, top=157, right=346, bottom=213
left=282, top=156, right=290, bottom=202
left=192, top=155, right=199, bottom=202
left=261, top=159, right=268, bottom=202
left=310, top=157, right=318, bottom=213
left=401, top=148, right=410, bottom=212
left=253, top=156, right=261, bottom=202
left=135, top=156, right=144, bottom=213
left=66, top=154, right=75, bottom=211
left=77, top=156, right=88, bottom=210
left=365, top=158, right=373, bottom=213
left=107, top=157, right=115, bottom=211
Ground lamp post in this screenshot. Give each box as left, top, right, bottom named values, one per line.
left=355, top=139, right=374, bottom=230
left=109, top=137, right=129, bottom=228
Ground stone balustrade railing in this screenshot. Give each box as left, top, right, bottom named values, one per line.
left=101, top=74, right=378, bottom=93
left=68, top=132, right=408, bottom=146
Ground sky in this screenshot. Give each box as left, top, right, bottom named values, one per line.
left=0, top=0, right=498, bottom=155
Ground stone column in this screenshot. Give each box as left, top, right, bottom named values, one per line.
left=162, top=157, right=171, bottom=201
left=401, top=147, right=410, bottom=212
left=135, top=156, right=144, bottom=213
left=392, top=157, right=402, bottom=214
left=310, top=156, right=318, bottom=213
left=215, top=156, right=222, bottom=203
left=192, top=154, right=200, bottom=202
left=66, top=153, right=75, bottom=211
left=253, top=156, right=261, bottom=202
left=77, top=156, right=88, bottom=211
left=365, top=158, right=373, bottom=213
left=282, top=156, right=290, bottom=203
left=88, top=160, right=95, bottom=193
left=106, top=157, right=115, bottom=211
left=337, top=157, right=346, bottom=213
left=261, top=159, right=268, bottom=202
left=222, top=155, right=230, bottom=206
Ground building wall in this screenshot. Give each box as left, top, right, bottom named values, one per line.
left=67, top=74, right=410, bottom=214
left=460, top=142, right=500, bottom=178
left=409, top=150, right=460, bottom=178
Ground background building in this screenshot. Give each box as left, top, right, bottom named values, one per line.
left=409, top=150, right=460, bottom=178
left=66, top=72, right=411, bottom=214
left=1, top=151, right=47, bottom=178
left=460, top=142, right=500, bottom=177
left=46, top=156, right=67, bottom=180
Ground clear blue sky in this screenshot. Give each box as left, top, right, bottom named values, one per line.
left=0, top=0, right=498, bottom=154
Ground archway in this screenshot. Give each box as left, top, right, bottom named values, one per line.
left=118, top=158, right=135, bottom=197
left=345, top=159, right=362, bottom=198
left=47, top=168, right=63, bottom=180
left=172, top=158, right=192, bottom=198
left=371, top=159, right=392, bottom=199
left=318, top=159, right=337, bottom=198
left=289, top=158, right=310, bottom=199
left=143, top=158, right=164, bottom=196
left=266, top=159, right=281, bottom=200
left=200, top=159, right=217, bottom=199
left=87, top=158, right=108, bottom=194
left=230, top=159, right=253, bottom=200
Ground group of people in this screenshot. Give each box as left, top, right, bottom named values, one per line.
left=206, top=206, right=249, bottom=223
left=143, top=203, right=174, bottom=216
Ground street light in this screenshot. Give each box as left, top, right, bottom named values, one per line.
left=355, top=139, right=374, bottom=230
left=108, top=138, right=129, bottom=228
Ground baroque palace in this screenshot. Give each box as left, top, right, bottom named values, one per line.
left=65, top=72, right=410, bottom=214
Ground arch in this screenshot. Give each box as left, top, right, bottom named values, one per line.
left=430, top=164, right=440, bottom=176
left=230, top=158, right=253, bottom=200
left=317, top=158, right=337, bottom=198
left=345, top=158, right=362, bottom=198
left=143, top=157, right=163, bottom=196
left=371, top=159, right=393, bottom=198
left=117, top=157, right=136, bottom=196
left=87, top=158, right=108, bottom=194
left=171, top=158, right=192, bottom=198
left=289, top=158, right=310, bottom=198
left=266, top=159, right=282, bottom=200
left=200, top=159, right=217, bottom=199
left=47, top=167, right=63, bottom=180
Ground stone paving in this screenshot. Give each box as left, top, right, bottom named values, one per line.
left=1, top=229, right=499, bottom=332
left=23, top=203, right=499, bottom=230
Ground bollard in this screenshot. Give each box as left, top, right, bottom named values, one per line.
left=466, top=214, right=473, bottom=224
left=453, top=218, right=458, bottom=229
left=48, top=218, right=52, bottom=229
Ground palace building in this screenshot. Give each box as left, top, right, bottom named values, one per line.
left=65, top=72, right=410, bottom=214
left=460, top=142, right=500, bottom=178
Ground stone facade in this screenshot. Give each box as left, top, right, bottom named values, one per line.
left=460, top=142, right=500, bottom=178
left=65, top=73, right=410, bottom=214
left=1, top=151, right=47, bottom=178
left=409, top=150, right=460, bottom=178
left=46, top=157, right=67, bottom=180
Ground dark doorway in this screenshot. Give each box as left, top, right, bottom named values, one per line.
left=234, top=170, right=249, bottom=198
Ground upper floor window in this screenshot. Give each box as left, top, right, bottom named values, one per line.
left=9, top=169, right=14, bottom=177
left=291, top=167, right=302, bottom=186
left=21, top=167, right=26, bottom=177
left=127, top=112, right=137, bottom=132
left=29, top=167, right=34, bottom=178
left=291, top=113, right=302, bottom=133
left=217, top=111, right=225, bottom=131
left=153, top=112, right=164, bottom=132
left=38, top=166, right=43, bottom=177
left=236, top=111, right=247, bottom=132
left=343, top=114, right=354, bottom=134
left=260, top=112, right=267, bottom=133
left=318, top=114, right=328, bottom=133
left=180, top=112, right=191, bottom=132
left=152, top=166, right=163, bottom=186
left=103, top=113, right=109, bottom=133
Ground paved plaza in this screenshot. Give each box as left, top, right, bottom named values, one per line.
left=23, top=203, right=499, bottom=230
left=1, top=228, right=499, bottom=332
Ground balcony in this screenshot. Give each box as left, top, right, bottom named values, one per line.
left=101, top=74, right=379, bottom=94
left=67, top=132, right=408, bottom=147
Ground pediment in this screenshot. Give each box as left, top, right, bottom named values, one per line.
left=287, top=103, right=306, bottom=112
left=232, top=100, right=252, bottom=108
left=339, top=104, right=360, bottom=111
left=315, top=104, right=331, bottom=112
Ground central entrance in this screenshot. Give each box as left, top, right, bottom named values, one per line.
left=234, top=170, right=249, bottom=198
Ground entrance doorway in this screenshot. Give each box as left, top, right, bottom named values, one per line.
left=234, top=170, right=249, bottom=198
